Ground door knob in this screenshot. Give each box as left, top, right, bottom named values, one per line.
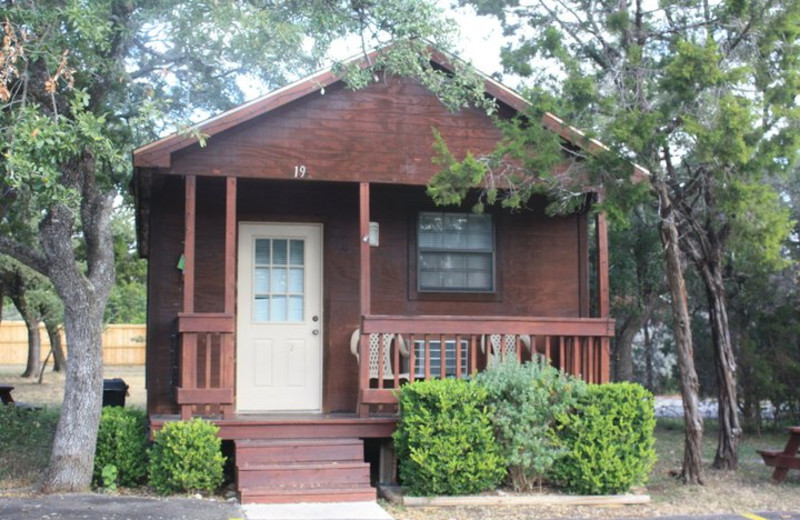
left=312, top=329, right=319, bottom=335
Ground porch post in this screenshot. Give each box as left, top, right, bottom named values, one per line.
left=358, top=182, right=371, bottom=417
left=221, top=177, right=237, bottom=419
left=595, top=208, right=611, bottom=383
left=180, top=175, right=197, bottom=420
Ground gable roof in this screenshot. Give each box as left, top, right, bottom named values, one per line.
left=133, top=46, right=647, bottom=178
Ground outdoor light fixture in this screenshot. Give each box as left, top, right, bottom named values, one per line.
left=368, top=221, right=380, bottom=247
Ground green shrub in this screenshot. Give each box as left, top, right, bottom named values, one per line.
left=476, top=357, right=586, bottom=490
left=551, top=382, right=657, bottom=495
left=147, top=418, right=225, bottom=495
left=393, top=378, right=505, bottom=496
left=93, top=407, right=148, bottom=488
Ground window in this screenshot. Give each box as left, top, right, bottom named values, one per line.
left=417, top=212, right=494, bottom=292
left=252, top=238, right=305, bottom=322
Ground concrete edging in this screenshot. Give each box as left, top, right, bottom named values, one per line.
left=379, top=485, right=650, bottom=507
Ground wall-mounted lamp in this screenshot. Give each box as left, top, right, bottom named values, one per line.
left=368, top=221, right=380, bottom=247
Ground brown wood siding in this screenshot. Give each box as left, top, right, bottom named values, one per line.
left=369, top=185, right=582, bottom=318
left=146, top=175, right=184, bottom=415
left=146, top=178, right=586, bottom=414
left=168, top=77, right=503, bottom=185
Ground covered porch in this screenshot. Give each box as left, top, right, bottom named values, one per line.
left=169, top=177, right=613, bottom=421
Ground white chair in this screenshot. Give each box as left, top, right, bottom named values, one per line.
left=481, top=334, right=531, bottom=363
left=350, top=329, right=410, bottom=381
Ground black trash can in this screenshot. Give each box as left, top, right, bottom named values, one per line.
left=102, top=378, right=129, bottom=407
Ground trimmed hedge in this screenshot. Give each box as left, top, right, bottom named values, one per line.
left=393, top=378, right=505, bottom=496
left=551, top=382, right=657, bottom=495
left=147, top=418, right=225, bottom=495
left=93, top=407, right=148, bottom=488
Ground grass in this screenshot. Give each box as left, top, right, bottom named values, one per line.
left=0, top=364, right=147, bottom=492
left=0, top=406, right=60, bottom=488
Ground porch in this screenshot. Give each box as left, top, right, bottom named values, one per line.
left=168, top=179, right=613, bottom=420
left=171, top=312, right=613, bottom=420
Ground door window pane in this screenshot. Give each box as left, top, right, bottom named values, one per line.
left=271, top=296, right=287, bottom=321
left=289, top=240, right=304, bottom=265
left=254, top=268, right=270, bottom=294
left=271, top=268, right=287, bottom=293
left=255, top=239, right=270, bottom=264
left=253, top=297, right=270, bottom=322
left=289, top=268, right=304, bottom=293
left=273, top=240, right=288, bottom=265
left=288, top=296, right=304, bottom=321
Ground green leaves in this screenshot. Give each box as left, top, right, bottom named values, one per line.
left=93, top=407, right=148, bottom=489
left=393, top=378, right=505, bottom=496
left=147, top=418, right=225, bottom=495
left=476, top=358, right=587, bottom=491
left=552, top=383, right=657, bottom=495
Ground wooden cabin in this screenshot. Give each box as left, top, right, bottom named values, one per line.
left=132, top=50, right=616, bottom=504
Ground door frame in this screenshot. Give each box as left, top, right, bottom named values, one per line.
left=235, top=221, right=324, bottom=413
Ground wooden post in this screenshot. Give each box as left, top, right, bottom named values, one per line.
left=595, top=211, right=610, bottom=318
left=180, top=175, right=197, bottom=420
left=595, top=207, right=611, bottom=384
left=183, top=175, right=196, bottom=314
left=222, top=177, right=236, bottom=419
left=358, top=182, right=371, bottom=417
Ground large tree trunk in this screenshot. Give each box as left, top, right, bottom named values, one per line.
left=656, top=176, right=704, bottom=484
left=680, top=194, right=741, bottom=471
left=698, top=262, right=740, bottom=470
left=45, top=320, right=67, bottom=372
left=38, top=157, right=115, bottom=493
left=40, top=300, right=105, bottom=492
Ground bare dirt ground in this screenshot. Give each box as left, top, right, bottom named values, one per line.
left=0, top=364, right=146, bottom=408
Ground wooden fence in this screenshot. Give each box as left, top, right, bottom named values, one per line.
left=0, top=322, right=146, bottom=365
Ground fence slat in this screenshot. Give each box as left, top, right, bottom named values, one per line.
left=0, top=322, right=146, bottom=365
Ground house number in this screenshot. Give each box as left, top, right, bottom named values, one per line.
left=293, top=165, right=307, bottom=178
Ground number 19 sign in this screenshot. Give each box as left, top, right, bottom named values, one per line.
left=293, top=165, right=307, bottom=178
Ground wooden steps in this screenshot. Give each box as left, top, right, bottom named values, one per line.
left=235, top=437, right=375, bottom=504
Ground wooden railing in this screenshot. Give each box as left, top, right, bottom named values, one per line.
left=357, top=315, right=614, bottom=416
left=176, top=313, right=235, bottom=420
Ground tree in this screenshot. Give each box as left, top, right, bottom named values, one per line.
left=608, top=205, right=666, bottom=382
left=1, top=0, right=473, bottom=493
left=104, top=206, right=147, bottom=324
left=448, top=0, right=798, bottom=479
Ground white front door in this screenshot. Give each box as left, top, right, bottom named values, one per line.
left=236, top=222, right=323, bottom=412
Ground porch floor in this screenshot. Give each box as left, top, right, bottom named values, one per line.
left=150, top=412, right=398, bottom=440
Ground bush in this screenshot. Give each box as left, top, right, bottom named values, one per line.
left=147, top=418, right=225, bottom=495
left=393, top=378, right=505, bottom=496
left=551, top=382, right=657, bottom=495
left=476, top=357, right=586, bottom=490
left=93, top=407, right=148, bottom=488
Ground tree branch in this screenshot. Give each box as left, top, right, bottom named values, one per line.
left=0, top=237, right=48, bottom=276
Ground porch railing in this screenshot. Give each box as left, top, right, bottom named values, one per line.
left=357, top=315, right=614, bottom=416
left=176, top=313, right=235, bottom=419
